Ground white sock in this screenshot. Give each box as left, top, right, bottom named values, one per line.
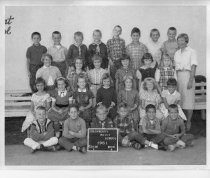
left=72, top=146, right=77, bottom=151
left=150, top=142, right=158, bottom=149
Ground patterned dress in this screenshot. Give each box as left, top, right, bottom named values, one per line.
left=155, top=66, right=176, bottom=91
left=115, top=67, right=137, bottom=92
left=21, top=93, right=50, bottom=132
left=117, top=89, right=140, bottom=129
left=139, top=90, right=163, bottom=120
left=66, top=68, right=88, bottom=92
left=73, top=89, right=94, bottom=126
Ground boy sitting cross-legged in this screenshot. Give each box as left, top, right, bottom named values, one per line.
left=23, top=106, right=58, bottom=153
left=160, top=104, right=194, bottom=151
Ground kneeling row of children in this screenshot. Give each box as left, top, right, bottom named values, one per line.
left=23, top=103, right=194, bottom=153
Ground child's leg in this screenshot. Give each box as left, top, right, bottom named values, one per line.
left=180, top=134, right=194, bottom=146
left=74, top=137, right=87, bottom=148
left=24, top=138, right=40, bottom=150
left=58, top=137, right=75, bottom=152
left=42, top=137, right=58, bottom=147
left=127, top=132, right=145, bottom=145
left=29, top=64, right=41, bottom=93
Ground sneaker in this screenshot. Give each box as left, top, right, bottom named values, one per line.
left=168, top=144, right=176, bottom=151
left=176, top=140, right=186, bottom=149
left=149, top=142, right=158, bottom=149
left=77, top=146, right=87, bottom=154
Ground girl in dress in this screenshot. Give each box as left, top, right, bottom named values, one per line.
left=96, top=73, right=117, bottom=120
left=117, top=76, right=140, bottom=131
left=47, top=77, right=73, bottom=138
left=139, top=78, right=163, bottom=121
left=136, top=53, right=158, bottom=89
left=155, top=54, right=177, bottom=93
left=21, top=78, right=51, bottom=132
left=88, top=54, right=107, bottom=106
left=66, top=57, right=88, bottom=92
left=115, top=54, right=136, bottom=93
left=73, top=74, right=94, bottom=128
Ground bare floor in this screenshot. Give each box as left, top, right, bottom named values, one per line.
left=5, top=137, right=206, bottom=166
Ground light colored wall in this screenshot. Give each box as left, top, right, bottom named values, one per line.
left=5, top=6, right=206, bottom=91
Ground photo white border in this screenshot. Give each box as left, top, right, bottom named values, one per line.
left=1, top=0, right=209, bottom=177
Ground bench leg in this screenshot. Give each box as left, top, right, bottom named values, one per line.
left=201, top=110, right=206, bottom=120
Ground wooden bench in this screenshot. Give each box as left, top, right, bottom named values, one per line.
left=194, top=82, right=206, bottom=120
left=5, top=90, right=32, bottom=117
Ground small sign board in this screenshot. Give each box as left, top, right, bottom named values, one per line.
left=87, top=128, right=118, bottom=152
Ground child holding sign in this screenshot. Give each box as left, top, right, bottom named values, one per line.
left=58, top=104, right=87, bottom=153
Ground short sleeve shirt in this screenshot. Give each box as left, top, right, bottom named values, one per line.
left=47, top=45, right=67, bottom=62
left=161, top=90, right=181, bottom=105
left=174, top=46, right=198, bottom=71
left=26, top=44, right=47, bottom=65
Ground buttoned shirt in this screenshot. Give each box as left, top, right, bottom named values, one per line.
left=174, top=46, right=198, bottom=71
left=47, top=44, right=67, bottom=62
left=126, top=41, right=148, bottom=69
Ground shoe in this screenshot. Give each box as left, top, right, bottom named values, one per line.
left=131, top=141, right=142, bottom=150
left=45, top=146, right=56, bottom=152
left=168, top=144, right=176, bottom=151
left=158, top=145, right=167, bottom=151
left=39, top=144, right=46, bottom=151
left=149, top=142, right=158, bottom=149
left=30, top=148, right=36, bottom=153
left=176, top=140, right=186, bottom=149
left=77, top=146, right=87, bottom=154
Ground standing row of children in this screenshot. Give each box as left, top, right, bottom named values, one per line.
left=22, top=25, right=196, bottom=153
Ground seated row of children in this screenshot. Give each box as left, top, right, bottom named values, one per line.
left=23, top=103, right=194, bottom=154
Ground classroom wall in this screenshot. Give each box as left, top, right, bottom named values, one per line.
left=5, top=5, right=206, bottom=91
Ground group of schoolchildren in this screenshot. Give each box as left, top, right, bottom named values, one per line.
left=22, top=25, right=194, bottom=154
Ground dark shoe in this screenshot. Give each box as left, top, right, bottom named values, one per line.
left=30, top=148, right=36, bottom=153
left=158, top=145, right=167, bottom=151
left=45, top=146, right=56, bottom=152
left=40, top=144, right=45, bottom=151
left=77, top=146, right=87, bottom=154
left=131, top=141, right=142, bottom=150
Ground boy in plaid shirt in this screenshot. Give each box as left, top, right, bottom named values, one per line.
left=126, top=27, right=148, bottom=70
left=113, top=102, right=145, bottom=150
left=107, top=25, right=125, bottom=83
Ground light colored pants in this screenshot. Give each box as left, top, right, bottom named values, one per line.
left=24, top=137, right=58, bottom=150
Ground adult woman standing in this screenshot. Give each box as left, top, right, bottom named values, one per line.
left=174, top=33, right=198, bottom=131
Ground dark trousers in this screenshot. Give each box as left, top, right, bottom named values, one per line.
left=110, top=59, right=122, bottom=84
left=143, top=133, right=165, bottom=144
left=29, top=64, right=42, bottom=93
left=58, top=137, right=87, bottom=151
left=118, top=132, right=145, bottom=146
left=52, top=61, right=67, bottom=77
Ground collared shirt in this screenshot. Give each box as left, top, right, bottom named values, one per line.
left=113, top=115, right=135, bottom=135
left=78, top=88, right=87, bottom=93
left=161, top=39, right=178, bottom=60
left=66, top=44, right=88, bottom=67
left=161, top=89, right=181, bottom=105
left=174, top=46, right=198, bottom=71
left=58, top=89, right=67, bottom=97
left=107, top=37, right=125, bottom=61
left=146, top=39, right=162, bottom=65
left=140, top=115, right=161, bottom=134
left=91, top=117, right=114, bottom=128
left=36, top=66, right=62, bottom=86
left=47, top=44, right=67, bottom=62
left=26, top=44, right=47, bottom=65
left=88, top=42, right=108, bottom=69
left=88, top=68, right=107, bottom=85
left=126, top=41, right=148, bottom=69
